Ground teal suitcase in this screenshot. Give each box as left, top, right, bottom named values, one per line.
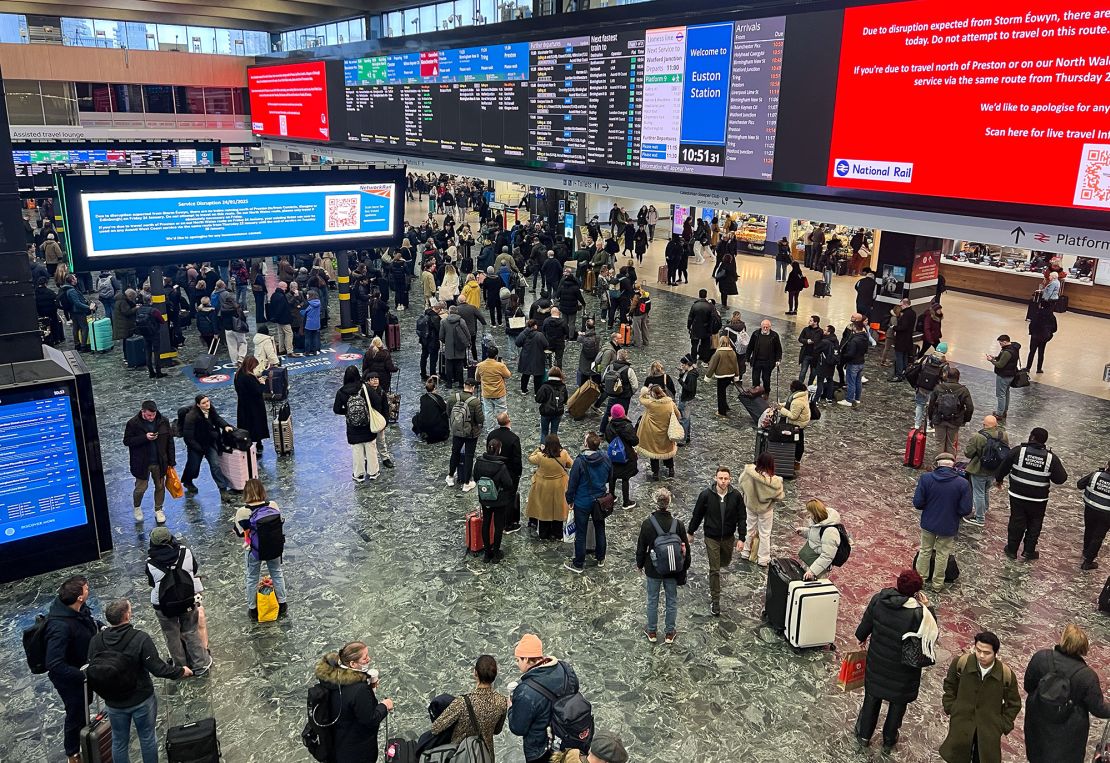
left=89, top=317, right=113, bottom=352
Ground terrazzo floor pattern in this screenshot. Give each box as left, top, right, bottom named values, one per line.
left=4, top=278, right=1110, bottom=763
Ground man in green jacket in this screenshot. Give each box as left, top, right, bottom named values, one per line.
left=939, top=631, right=1021, bottom=763
left=962, top=415, right=1009, bottom=526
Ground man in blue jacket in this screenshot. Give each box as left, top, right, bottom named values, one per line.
left=564, top=432, right=613, bottom=574
left=508, top=633, right=582, bottom=763
left=913, top=452, right=972, bottom=592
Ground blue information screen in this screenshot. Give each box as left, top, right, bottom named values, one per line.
left=0, top=387, right=89, bottom=545
left=80, top=183, right=398, bottom=258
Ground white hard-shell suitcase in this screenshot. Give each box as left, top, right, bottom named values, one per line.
left=785, top=579, right=839, bottom=648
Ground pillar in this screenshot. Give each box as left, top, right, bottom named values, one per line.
left=148, top=266, right=176, bottom=363
left=336, top=250, right=357, bottom=337
left=870, top=232, right=943, bottom=330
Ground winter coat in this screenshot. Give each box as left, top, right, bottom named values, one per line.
left=800, top=507, right=842, bottom=577
left=301, top=298, right=321, bottom=331
left=557, top=277, right=586, bottom=315
left=923, top=304, right=943, bottom=344
left=473, top=453, right=515, bottom=509
left=636, top=509, right=691, bottom=582
left=508, top=659, right=579, bottom=762
left=542, top=316, right=570, bottom=350
left=566, top=450, right=612, bottom=509
left=706, top=346, right=739, bottom=379
left=855, top=589, right=933, bottom=704
left=460, top=279, right=481, bottom=308
left=604, top=417, right=639, bottom=479
left=44, top=598, right=99, bottom=686
left=738, top=464, right=784, bottom=514
left=779, top=390, right=811, bottom=428
left=1024, top=646, right=1110, bottom=763
left=362, top=348, right=399, bottom=389
left=439, top=314, right=472, bottom=361
left=515, top=328, right=549, bottom=376
left=893, top=307, right=917, bottom=354
left=963, top=426, right=1009, bottom=476
left=234, top=371, right=270, bottom=443
left=86, top=623, right=184, bottom=708
left=1029, top=307, right=1058, bottom=344
left=940, top=654, right=1022, bottom=763
left=333, top=382, right=376, bottom=445
left=182, top=405, right=229, bottom=454
left=195, top=306, right=218, bottom=339
left=253, top=332, right=279, bottom=373
left=412, top=392, right=449, bottom=443
left=715, top=255, right=738, bottom=295
left=927, top=381, right=974, bottom=426
left=687, top=299, right=717, bottom=339
left=487, top=425, right=523, bottom=483
left=913, top=467, right=972, bottom=536
left=313, top=655, right=390, bottom=763
left=113, top=295, right=138, bottom=339
left=576, top=331, right=600, bottom=375
left=525, top=449, right=573, bottom=522
left=123, top=412, right=175, bottom=480
left=746, top=330, right=783, bottom=365
left=785, top=268, right=806, bottom=293
left=266, top=290, right=292, bottom=325
left=635, top=391, right=679, bottom=460
left=535, top=379, right=567, bottom=417
left=477, top=358, right=512, bottom=399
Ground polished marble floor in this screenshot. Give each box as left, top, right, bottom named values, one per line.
left=4, top=212, right=1110, bottom=763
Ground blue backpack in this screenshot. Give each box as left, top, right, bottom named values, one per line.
left=607, top=437, right=628, bottom=464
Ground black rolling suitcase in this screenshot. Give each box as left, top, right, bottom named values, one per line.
left=764, top=557, right=805, bottom=632
left=754, top=428, right=797, bottom=479
left=193, top=337, right=220, bottom=377
left=124, top=335, right=147, bottom=368
left=166, top=717, right=220, bottom=762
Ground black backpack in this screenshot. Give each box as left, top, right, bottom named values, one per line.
left=249, top=504, right=286, bottom=561
left=917, top=357, right=945, bottom=391
left=302, top=682, right=340, bottom=762
left=174, top=406, right=191, bottom=438
left=1031, top=652, right=1084, bottom=723
left=935, top=391, right=962, bottom=424
left=416, top=314, right=430, bottom=345
left=135, top=305, right=158, bottom=337
left=154, top=548, right=197, bottom=617
left=522, top=664, right=594, bottom=752
left=86, top=629, right=140, bottom=702
left=825, top=524, right=852, bottom=567
left=979, top=431, right=1010, bottom=472
left=22, top=614, right=52, bottom=674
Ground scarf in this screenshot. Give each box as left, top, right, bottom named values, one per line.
left=901, top=598, right=939, bottom=662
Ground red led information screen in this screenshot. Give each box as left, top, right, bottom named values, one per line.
left=828, top=0, right=1110, bottom=211
left=249, top=61, right=331, bottom=142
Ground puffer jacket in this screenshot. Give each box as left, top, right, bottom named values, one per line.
left=779, top=390, right=811, bottom=428
left=855, top=589, right=934, bottom=704
left=314, top=654, right=390, bottom=763
left=515, top=327, right=549, bottom=376
left=802, top=507, right=842, bottom=577
left=508, top=659, right=580, bottom=762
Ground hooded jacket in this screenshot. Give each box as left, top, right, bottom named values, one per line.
left=927, top=381, right=974, bottom=426
left=439, top=313, right=472, bottom=361
left=605, top=417, right=639, bottom=480
left=253, top=332, right=279, bottom=373
left=314, top=654, right=390, bottom=763
left=1023, top=646, right=1110, bottom=763
left=535, top=378, right=567, bottom=417
left=738, top=464, right=785, bottom=514
left=301, top=298, right=322, bottom=331
left=44, top=597, right=100, bottom=685
left=508, top=658, right=579, bottom=762
left=86, top=623, right=184, bottom=708
left=855, top=589, right=934, bottom=704
left=802, top=507, right=843, bottom=577
left=566, top=450, right=612, bottom=509
left=913, top=467, right=972, bottom=536
left=122, top=412, right=175, bottom=480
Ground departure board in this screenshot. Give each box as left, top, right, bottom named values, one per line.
left=342, top=16, right=786, bottom=181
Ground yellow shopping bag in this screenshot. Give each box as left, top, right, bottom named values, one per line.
left=256, top=577, right=279, bottom=622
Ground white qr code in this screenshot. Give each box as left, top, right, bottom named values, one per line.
left=1074, top=144, right=1110, bottom=209
left=325, top=195, right=361, bottom=231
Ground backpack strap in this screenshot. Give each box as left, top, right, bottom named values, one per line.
left=462, top=695, right=485, bottom=741
left=648, top=513, right=666, bottom=537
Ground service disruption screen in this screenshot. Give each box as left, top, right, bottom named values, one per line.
left=343, top=16, right=785, bottom=181
left=0, top=387, right=89, bottom=545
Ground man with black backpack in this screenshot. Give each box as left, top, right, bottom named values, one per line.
left=508, top=633, right=592, bottom=762
left=962, top=415, right=1010, bottom=527
left=597, top=350, right=637, bottom=437
left=134, top=296, right=167, bottom=379
left=447, top=378, right=485, bottom=492
left=145, top=528, right=211, bottom=676
left=927, top=366, right=974, bottom=455
left=636, top=488, right=691, bottom=645
left=909, top=343, right=948, bottom=432
left=86, top=598, right=191, bottom=763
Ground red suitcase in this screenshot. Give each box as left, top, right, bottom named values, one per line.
left=465, top=511, right=493, bottom=554
left=386, top=323, right=401, bottom=352
left=904, top=427, right=926, bottom=468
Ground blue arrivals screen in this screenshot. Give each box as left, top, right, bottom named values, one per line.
left=0, top=387, right=89, bottom=545
left=80, top=183, right=398, bottom=258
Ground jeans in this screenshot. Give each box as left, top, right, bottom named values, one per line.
left=970, top=474, right=993, bottom=521
left=133, top=465, right=165, bottom=510
left=420, top=342, right=440, bottom=378
left=108, top=694, right=158, bottom=763
left=449, top=436, right=478, bottom=483
left=305, top=328, right=321, bottom=354
left=845, top=362, right=864, bottom=403
left=995, top=374, right=1011, bottom=416
left=183, top=446, right=231, bottom=491
left=916, top=530, right=955, bottom=589
left=351, top=440, right=379, bottom=478
left=913, top=390, right=929, bottom=429
left=677, top=398, right=692, bottom=442
left=540, top=414, right=562, bottom=440
left=1083, top=505, right=1110, bottom=563
left=798, top=356, right=818, bottom=385
left=483, top=395, right=508, bottom=425
left=894, top=351, right=909, bottom=379
left=705, top=537, right=735, bottom=605
left=645, top=576, right=678, bottom=635
left=101, top=297, right=115, bottom=324
left=246, top=553, right=287, bottom=609
left=816, top=366, right=836, bottom=401
left=572, top=504, right=606, bottom=567
left=855, top=692, right=908, bottom=749
left=775, top=260, right=789, bottom=280
left=155, top=608, right=207, bottom=669
left=823, top=266, right=834, bottom=290
left=744, top=510, right=773, bottom=565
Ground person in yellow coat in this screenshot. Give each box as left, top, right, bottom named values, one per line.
left=460, top=274, right=482, bottom=309
left=525, top=434, right=573, bottom=541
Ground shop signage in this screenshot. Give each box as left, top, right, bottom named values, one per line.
left=910, top=251, right=940, bottom=282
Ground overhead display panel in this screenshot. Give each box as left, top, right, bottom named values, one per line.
left=249, top=61, right=332, bottom=142
left=342, top=17, right=786, bottom=182
left=828, top=0, right=1110, bottom=212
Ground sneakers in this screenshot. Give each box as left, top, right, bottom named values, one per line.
left=154, top=509, right=166, bottom=524
left=564, top=560, right=584, bottom=574
left=711, top=602, right=721, bottom=617
left=367, top=472, right=380, bottom=481
left=623, top=502, right=637, bottom=510
left=861, top=376, right=869, bottom=384
left=353, top=474, right=366, bottom=483
left=644, top=629, right=658, bottom=643
left=382, top=457, right=394, bottom=469
left=664, top=631, right=677, bottom=645
left=503, top=523, right=522, bottom=535
left=192, top=659, right=213, bottom=678
left=133, top=506, right=144, bottom=522
left=445, top=475, right=456, bottom=487
left=964, top=517, right=984, bottom=526
left=183, top=481, right=199, bottom=494
left=461, top=481, right=476, bottom=493
left=925, top=425, right=935, bottom=434
left=837, top=399, right=853, bottom=407
left=596, top=558, right=605, bottom=568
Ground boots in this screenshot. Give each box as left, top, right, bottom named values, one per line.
left=794, top=461, right=802, bottom=474
left=278, top=602, right=288, bottom=619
